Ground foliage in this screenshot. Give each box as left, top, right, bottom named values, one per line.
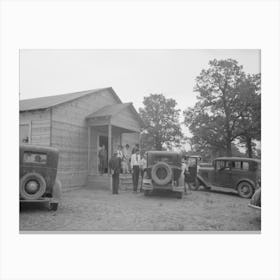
left=139, top=94, right=183, bottom=151
left=184, top=59, right=261, bottom=157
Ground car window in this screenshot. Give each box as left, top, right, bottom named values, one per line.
left=216, top=160, right=230, bottom=170
left=189, top=158, right=197, bottom=166
left=232, top=161, right=242, bottom=169
left=242, top=161, right=249, bottom=170
left=23, top=152, right=47, bottom=164
left=149, top=155, right=179, bottom=165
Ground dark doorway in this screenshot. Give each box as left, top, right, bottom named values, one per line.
left=99, top=135, right=108, bottom=173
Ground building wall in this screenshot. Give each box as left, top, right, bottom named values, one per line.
left=19, top=109, right=51, bottom=146
left=51, top=89, right=119, bottom=189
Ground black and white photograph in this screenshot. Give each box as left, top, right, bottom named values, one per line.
left=1, top=1, right=280, bottom=280
left=19, top=49, right=261, bottom=232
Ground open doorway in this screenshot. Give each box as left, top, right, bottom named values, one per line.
left=98, top=135, right=108, bottom=174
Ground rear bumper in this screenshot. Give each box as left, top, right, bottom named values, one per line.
left=142, top=179, right=184, bottom=192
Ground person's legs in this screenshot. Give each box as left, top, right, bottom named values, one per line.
left=112, top=174, right=115, bottom=194
left=134, top=166, right=140, bottom=192
left=132, top=166, right=136, bottom=192
left=100, top=159, right=105, bottom=174
left=115, top=173, right=119, bottom=194
left=140, top=169, right=144, bottom=192
left=123, top=161, right=129, bottom=174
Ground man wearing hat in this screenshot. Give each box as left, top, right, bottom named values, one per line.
left=109, top=151, right=122, bottom=194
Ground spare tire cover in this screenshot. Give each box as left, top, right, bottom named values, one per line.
left=20, top=172, right=47, bottom=200
left=151, top=161, right=172, bottom=185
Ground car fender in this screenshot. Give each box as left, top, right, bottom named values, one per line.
left=235, top=178, right=255, bottom=190
left=52, top=179, right=62, bottom=201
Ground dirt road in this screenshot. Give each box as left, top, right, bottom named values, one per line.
left=20, top=188, right=261, bottom=232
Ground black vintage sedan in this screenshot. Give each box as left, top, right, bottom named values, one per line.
left=196, top=157, right=261, bottom=198
left=20, top=144, right=61, bottom=210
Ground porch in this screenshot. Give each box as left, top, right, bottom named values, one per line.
left=85, top=103, right=142, bottom=189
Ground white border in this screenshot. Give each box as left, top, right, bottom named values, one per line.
left=1, top=1, right=280, bottom=280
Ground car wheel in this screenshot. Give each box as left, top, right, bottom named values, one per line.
left=20, top=172, right=47, bottom=200
left=49, top=202, right=58, bottom=211
left=176, top=192, right=183, bottom=199
left=151, top=162, right=172, bottom=185
left=189, top=179, right=200, bottom=190
left=237, top=181, right=254, bottom=198
left=144, top=190, right=150, bottom=196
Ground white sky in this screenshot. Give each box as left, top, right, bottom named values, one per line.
left=20, top=49, right=260, bottom=114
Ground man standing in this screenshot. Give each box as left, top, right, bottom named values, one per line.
left=98, top=145, right=107, bottom=174
left=131, top=149, right=140, bottom=192
left=109, top=151, right=121, bottom=194
left=182, top=156, right=191, bottom=194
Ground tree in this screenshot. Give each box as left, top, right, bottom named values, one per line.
left=184, top=59, right=261, bottom=157
left=235, top=74, right=261, bottom=157
left=139, top=94, right=183, bottom=150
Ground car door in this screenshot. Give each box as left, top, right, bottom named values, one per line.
left=214, top=160, right=232, bottom=188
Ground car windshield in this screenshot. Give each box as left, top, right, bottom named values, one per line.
left=148, top=154, right=180, bottom=166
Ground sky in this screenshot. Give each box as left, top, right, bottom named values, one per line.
left=20, top=49, right=260, bottom=114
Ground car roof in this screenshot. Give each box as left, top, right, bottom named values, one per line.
left=215, top=157, right=261, bottom=163
left=147, top=151, right=180, bottom=156
left=20, top=144, right=58, bottom=154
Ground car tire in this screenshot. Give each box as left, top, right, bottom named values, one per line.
left=144, top=190, right=151, bottom=196
left=151, top=162, right=172, bottom=185
left=176, top=192, right=183, bottom=199
left=189, top=178, right=200, bottom=190
left=20, top=172, right=47, bottom=200
left=49, top=202, right=58, bottom=211
left=237, top=181, right=254, bottom=198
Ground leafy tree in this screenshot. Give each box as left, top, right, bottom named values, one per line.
left=139, top=94, right=183, bottom=150
left=235, top=74, right=261, bottom=157
left=184, top=59, right=261, bottom=157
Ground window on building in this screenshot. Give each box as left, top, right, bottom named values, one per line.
left=20, top=123, right=31, bottom=144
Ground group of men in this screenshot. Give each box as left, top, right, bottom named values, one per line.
left=108, top=144, right=147, bottom=195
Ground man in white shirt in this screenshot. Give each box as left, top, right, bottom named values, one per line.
left=130, top=149, right=140, bottom=192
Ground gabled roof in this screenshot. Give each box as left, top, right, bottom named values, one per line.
left=20, top=87, right=121, bottom=112
left=86, top=102, right=144, bottom=126
left=86, top=103, right=131, bottom=118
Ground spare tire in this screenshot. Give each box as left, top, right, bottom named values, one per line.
left=151, top=161, right=172, bottom=185
left=20, top=172, right=46, bottom=200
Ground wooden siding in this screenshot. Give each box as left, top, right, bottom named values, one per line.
left=111, top=106, right=141, bottom=132
left=19, top=110, right=51, bottom=146
left=51, top=89, right=119, bottom=189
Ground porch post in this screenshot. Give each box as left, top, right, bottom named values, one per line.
left=87, top=126, right=91, bottom=178
left=108, top=123, right=112, bottom=169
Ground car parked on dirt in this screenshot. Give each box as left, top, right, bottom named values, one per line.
left=196, top=157, right=261, bottom=198
left=20, top=144, right=61, bottom=210
left=248, top=188, right=261, bottom=211
left=142, top=151, right=185, bottom=198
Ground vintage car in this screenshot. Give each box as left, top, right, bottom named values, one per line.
left=248, top=188, right=261, bottom=211
left=196, top=157, right=261, bottom=198
left=20, top=144, right=61, bottom=210
left=142, top=151, right=185, bottom=198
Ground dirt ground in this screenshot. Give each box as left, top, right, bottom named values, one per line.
left=20, top=186, right=261, bottom=232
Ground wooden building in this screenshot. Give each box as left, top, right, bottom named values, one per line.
left=19, top=87, right=142, bottom=190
